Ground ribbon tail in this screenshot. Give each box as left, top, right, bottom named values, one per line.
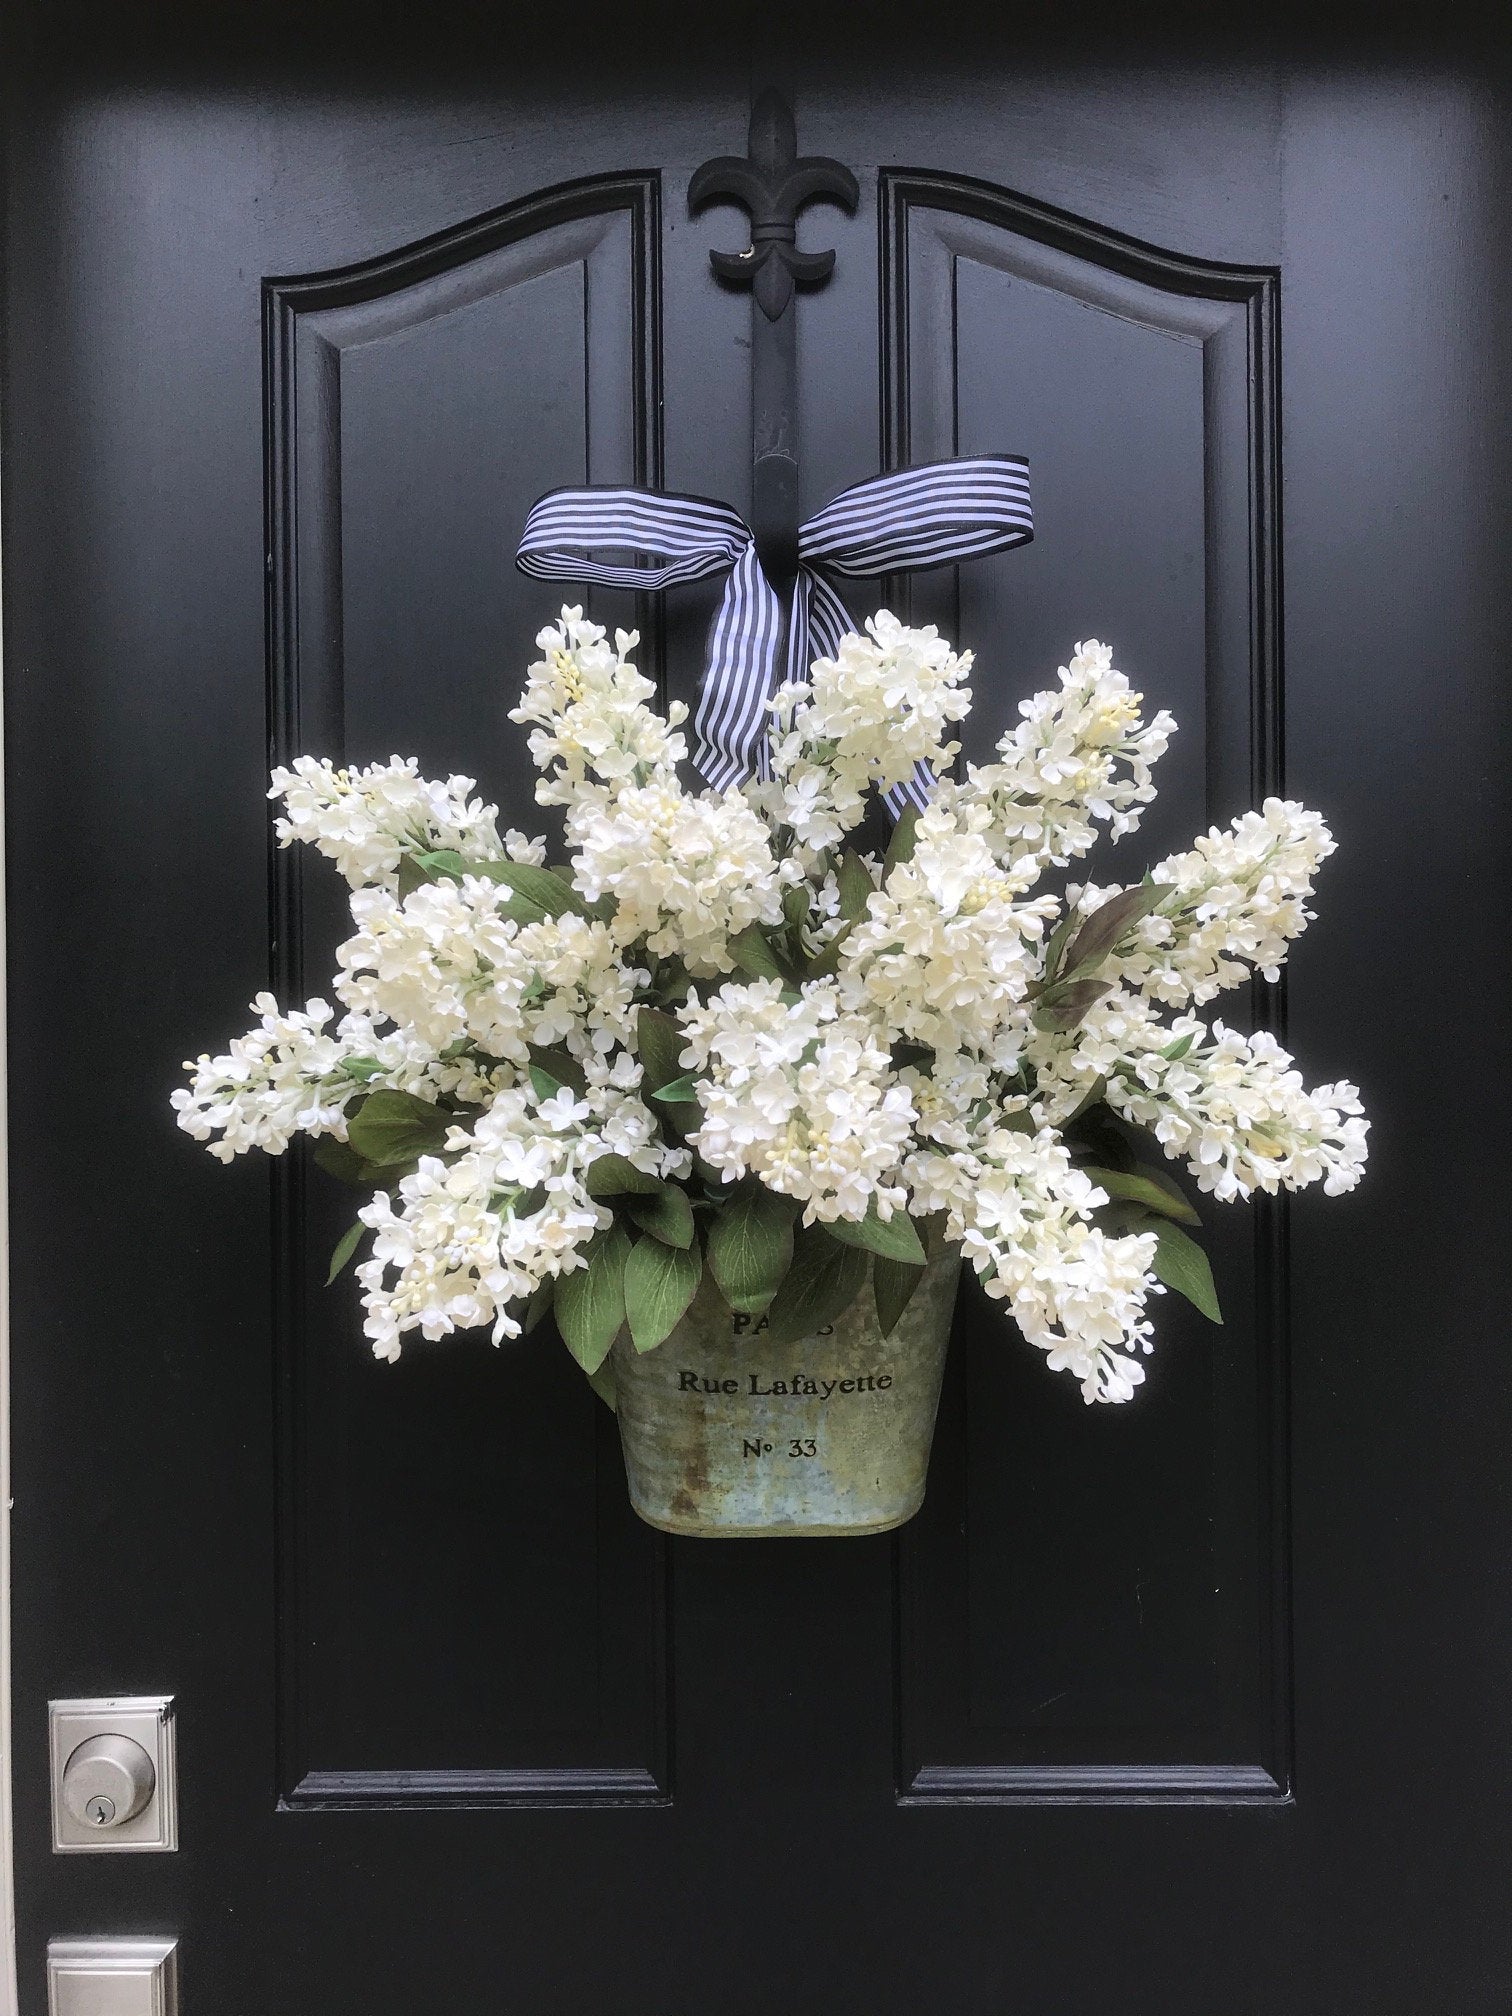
left=803, top=570, right=854, bottom=666
left=693, top=543, right=784, bottom=793
left=883, top=764, right=936, bottom=820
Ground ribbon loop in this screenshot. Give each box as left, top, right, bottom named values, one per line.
left=515, top=455, right=1032, bottom=809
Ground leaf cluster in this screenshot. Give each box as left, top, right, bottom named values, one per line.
left=1064, top=1103, right=1223, bottom=1326
left=1032, top=879, right=1164, bottom=1032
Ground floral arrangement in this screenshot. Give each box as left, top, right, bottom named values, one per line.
left=175, top=608, right=1366, bottom=1405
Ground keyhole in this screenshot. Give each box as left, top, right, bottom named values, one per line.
left=86, top=1794, right=116, bottom=1826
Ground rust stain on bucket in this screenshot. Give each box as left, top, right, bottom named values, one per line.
left=611, top=1249, right=960, bottom=1537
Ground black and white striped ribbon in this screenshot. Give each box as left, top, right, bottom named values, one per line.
left=516, top=454, right=1032, bottom=812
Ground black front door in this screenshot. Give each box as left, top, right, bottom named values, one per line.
left=6, top=6, right=1509, bottom=2011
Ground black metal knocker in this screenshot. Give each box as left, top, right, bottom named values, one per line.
left=690, top=90, right=859, bottom=590
left=519, top=103, right=1030, bottom=800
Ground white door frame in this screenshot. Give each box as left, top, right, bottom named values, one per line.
left=2, top=433, right=24, bottom=2015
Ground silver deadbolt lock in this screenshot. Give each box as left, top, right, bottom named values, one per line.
left=50, top=1696, right=178, bottom=1852
left=62, top=1734, right=156, bottom=1830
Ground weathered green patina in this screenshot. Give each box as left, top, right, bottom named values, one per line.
left=611, top=1248, right=961, bottom=1537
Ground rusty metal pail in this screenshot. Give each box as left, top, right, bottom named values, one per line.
left=610, top=1247, right=961, bottom=1537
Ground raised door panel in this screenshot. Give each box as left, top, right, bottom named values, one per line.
left=265, top=177, right=668, bottom=1806
left=883, top=174, right=1287, bottom=1801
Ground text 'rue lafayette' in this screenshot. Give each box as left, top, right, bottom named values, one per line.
left=677, top=1370, right=894, bottom=1400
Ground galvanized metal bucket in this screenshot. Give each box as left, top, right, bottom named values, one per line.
left=611, top=1247, right=961, bottom=1537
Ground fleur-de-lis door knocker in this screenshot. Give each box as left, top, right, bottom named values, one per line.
left=690, top=90, right=859, bottom=585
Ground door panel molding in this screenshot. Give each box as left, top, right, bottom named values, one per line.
left=901, top=1763, right=1287, bottom=1807
left=263, top=173, right=670, bottom=1809
left=879, top=169, right=1289, bottom=1807
left=279, top=1773, right=671, bottom=1818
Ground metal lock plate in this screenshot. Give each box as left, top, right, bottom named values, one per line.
left=48, top=1938, right=179, bottom=2016
left=49, top=1697, right=177, bottom=1853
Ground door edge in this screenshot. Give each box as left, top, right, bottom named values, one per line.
left=0, top=370, right=20, bottom=2016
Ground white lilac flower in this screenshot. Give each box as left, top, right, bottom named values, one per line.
left=335, top=878, right=643, bottom=1060
left=1112, top=1023, right=1368, bottom=1203
left=757, top=611, right=972, bottom=854
left=170, top=990, right=516, bottom=1164
left=1110, top=797, right=1336, bottom=1005
left=905, top=1122, right=1160, bottom=1404
left=509, top=607, right=688, bottom=804
left=356, top=1065, right=683, bottom=1361
left=357, top=1138, right=602, bottom=1362
left=837, top=799, right=1055, bottom=1068
left=953, top=639, right=1174, bottom=871
left=173, top=994, right=388, bottom=1160
left=677, top=977, right=917, bottom=1223
left=566, top=774, right=784, bottom=977
left=268, top=756, right=507, bottom=891
left=1030, top=991, right=1369, bottom=1202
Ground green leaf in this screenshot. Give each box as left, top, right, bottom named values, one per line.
left=414, top=847, right=470, bottom=881
left=804, top=924, right=854, bottom=979
left=528, top=1044, right=588, bottom=1095
left=706, top=1186, right=797, bottom=1315
left=1160, top=1030, right=1197, bottom=1062
left=405, top=849, right=550, bottom=924
left=466, top=858, right=592, bottom=920
left=1065, top=1074, right=1109, bottom=1124
left=1134, top=1162, right=1203, bottom=1225
left=820, top=1203, right=927, bottom=1265
left=635, top=1006, right=686, bottom=1094
left=1070, top=1112, right=1138, bottom=1173
left=1031, top=977, right=1114, bottom=1032
left=585, top=1154, right=665, bottom=1199
left=883, top=804, right=920, bottom=876
left=873, top=1251, right=926, bottom=1336
left=522, top=1276, right=555, bottom=1335
left=1062, top=879, right=1164, bottom=979
left=314, top=1136, right=376, bottom=1185
left=345, top=1089, right=452, bottom=1166
left=804, top=850, right=878, bottom=979
left=727, top=925, right=790, bottom=982
left=553, top=1224, right=632, bottom=1373
left=781, top=883, right=811, bottom=933
left=649, top=956, right=693, bottom=1005
left=585, top=1357, right=618, bottom=1411
left=409, top=850, right=574, bottom=931
left=627, top=1184, right=696, bottom=1248
left=338, top=1055, right=384, bottom=1083
left=1082, top=1165, right=1202, bottom=1227
left=889, top=1040, right=935, bottom=1075
left=529, top=1064, right=565, bottom=1103
left=634, top=1007, right=701, bottom=1131
left=764, top=1225, right=869, bottom=1347
left=623, top=1234, right=703, bottom=1352
left=1151, top=1221, right=1223, bottom=1324
left=1090, top=1200, right=1153, bottom=1238
left=326, top=1217, right=366, bottom=1286
left=836, top=848, right=876, bottom=924
left=1041, top=906, right=1079, bottom=985
left=396, top=852, right=429, bottom=898
left=504, top=1184, right=547, bottom=1221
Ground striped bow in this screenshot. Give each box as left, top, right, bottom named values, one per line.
left=515, top=455, right=1032, bottom=811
